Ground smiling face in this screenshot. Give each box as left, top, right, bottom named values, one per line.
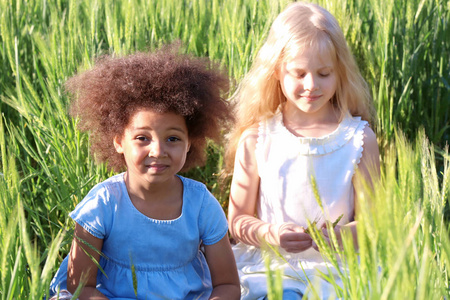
left=277, top=45, right=338, bottom=120
left=114, top=109, right=190, bottom=190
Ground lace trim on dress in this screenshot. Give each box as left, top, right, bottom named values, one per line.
left=350, top=120, right=368, bottom=175
left=259, top=112, right=365, bottom=156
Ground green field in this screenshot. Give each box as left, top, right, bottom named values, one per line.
left=0, top=0, right=449, bottom=298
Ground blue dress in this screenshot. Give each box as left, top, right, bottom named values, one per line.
left=50, top=173, right=228, bottom=299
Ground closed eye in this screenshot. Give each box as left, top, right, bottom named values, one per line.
left=290, top=70, right=305, bottom=78
left=318, top=68, right=333, bottom=77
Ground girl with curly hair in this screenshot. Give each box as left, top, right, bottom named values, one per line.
left=49, top=45, right=239, bottom=299
left=226, top=2, right=380, bottom=299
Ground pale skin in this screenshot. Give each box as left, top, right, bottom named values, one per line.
left=228, top=115, right=380, bottom=253
left=67, top=109, right=240, bottom=299
left=228, top=48, right=380, bottom=253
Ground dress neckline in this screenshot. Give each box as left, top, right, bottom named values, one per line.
left=121, top=173, right=185, bottom=224
left=263, top=112, right=364, bottom=155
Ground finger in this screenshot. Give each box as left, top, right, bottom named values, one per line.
left=279, top=222, right=302, bottom=233
left=282, top=240, right=312, bottom=252
left=323, top=228, right=342, bottom=241
left=311, top=241, right=319, bottom=252
left=281, top=232, right=311, bottom=242
left=280, top=236, right=306, bottom=249
left=281, top=238, right=309, bottom=248
left=284, top=243, right=312, bottom=253
left=291, top=225, right=305, bottom=233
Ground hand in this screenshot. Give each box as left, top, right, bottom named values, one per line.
left=278, top=223, right=312, bottom=253
left=312, top=224, right=343, bottom=251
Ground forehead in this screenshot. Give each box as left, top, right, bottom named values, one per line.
left=283, top=35, right=336, bottom=67
left=126, top=108, right=187, bottom=131
left=284, top=45, right=335, bottom=69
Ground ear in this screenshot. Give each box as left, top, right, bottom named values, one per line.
left=187, top=141, right=191, bottom=153
left=113, top=135, right=124, bottom=154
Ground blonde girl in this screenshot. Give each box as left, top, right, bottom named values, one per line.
left=226, top=2, right=380, bottom=299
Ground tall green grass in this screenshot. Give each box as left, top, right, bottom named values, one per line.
left=0, top=0, right=449, bottom=298
left=265, top=131, right=450, bottom=299
left=318, top=0, right=450, bottom=148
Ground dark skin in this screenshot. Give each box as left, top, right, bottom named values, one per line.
left=67, top=111, right=240, bottom=299
left=67, top=225, right=240, bottom=299
left=67, top=224, right=108, bottom=299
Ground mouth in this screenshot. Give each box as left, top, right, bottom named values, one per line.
left=146, top=164, right=169, bottom=172
left=301, top=94, right=321, bottom=101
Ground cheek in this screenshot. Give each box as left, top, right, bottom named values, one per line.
left=181, top=147, right=189, bottom=162
left=130, top=147, right=147, bottom=160
left=325, top=76, right=338, bottom=94
left=281, top=77, right=299, bottom=95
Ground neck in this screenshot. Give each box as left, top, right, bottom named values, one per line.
left=123, top=172, right=183, bottom=220
left=281, top=103, right=340, bottom=137
left=282, top=102, right=338, bottom=127
left=123, top=172, right=180, bottom=202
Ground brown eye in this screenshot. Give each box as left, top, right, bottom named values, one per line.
left=167, top=136, right=181, bottom=142
left=136, top=136, right=149, bottom=141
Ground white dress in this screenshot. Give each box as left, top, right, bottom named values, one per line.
left=233, top=112, right=368, bottom=299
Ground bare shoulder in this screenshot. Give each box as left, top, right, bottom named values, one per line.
left=232, top=123, right=261, bottom=182
left=359, top=125, right=380, bottom=176
left=239, top=124, right=259, bottom=143
left=362, top=125, right=379, bottom=156
left=236, top=124, right=259, bottom=154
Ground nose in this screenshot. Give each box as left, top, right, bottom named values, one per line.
left=148, top=140, right=166, bottom=157
left=303, top=73, right=317, bottom=91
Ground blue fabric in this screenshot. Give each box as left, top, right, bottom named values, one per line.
left=262, top=290, right=303, bottom=300
left=281, top=290, right=303, bottom=300
left=50, top=173, right=228, bottom=299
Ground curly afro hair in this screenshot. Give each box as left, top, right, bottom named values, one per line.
left=66, top=44, right=233, bottom=172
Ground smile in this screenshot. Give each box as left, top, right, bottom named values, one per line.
left=301, top=95, right=321, bottom=101
left=146, top=164, right=169, bottom=172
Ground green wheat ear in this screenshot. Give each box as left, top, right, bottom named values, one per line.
left=129, top=252, right=138, bottom=297
left=304, top=214, right=343, bottom=234
left=331, top=214, right=344, bottom=228
left=306, top=174, right=343, bottom=233
left=310, top=174, right=324, bottom=211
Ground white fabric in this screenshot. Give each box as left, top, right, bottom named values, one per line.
left=234, top=112, right=367, bottom=299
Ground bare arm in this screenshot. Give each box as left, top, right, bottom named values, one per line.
left=67, top=223, right=109, bottom=300
left=228, top=127, right=278, bottom=246
left=317, top=126, right=380, bottom=250
left=228, top=127, right=312, bottom=252
left=353, top=125, right=381, bottom=203
left=345, top=126, right=380, bottom=245
left=204, top=236, right=240, bottom=299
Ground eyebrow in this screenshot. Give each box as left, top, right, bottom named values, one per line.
left=131, top=126, right=187, bottom=133
left=287, top=64, right=334, bottom=69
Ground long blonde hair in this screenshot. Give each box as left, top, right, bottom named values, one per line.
left=225, top=2, right=374, bottom=169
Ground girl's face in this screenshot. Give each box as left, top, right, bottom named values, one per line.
left=114, top=109, right=190, bottom=187
left=277, top=46, right=338, bottom=119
